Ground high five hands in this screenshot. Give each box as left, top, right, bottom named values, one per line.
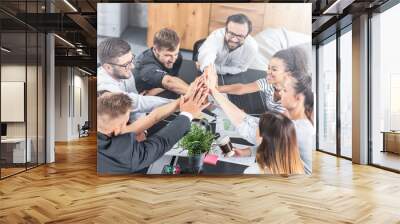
left=180, top=75, right=211, bottom=118
left=180, top=64, right=219, bottom=118
left=186, top=66, right=216, bottom=99
left=203, top=64, right=218, bottom=92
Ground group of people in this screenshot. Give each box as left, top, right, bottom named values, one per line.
left=97, top=13, right=314, bottom=175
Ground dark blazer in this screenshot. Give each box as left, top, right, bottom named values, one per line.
left=97, top=114, right=191, bottom=174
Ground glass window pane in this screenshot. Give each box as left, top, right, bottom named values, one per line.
left=318, top=37, right=337, bottom=154
left=340, top=29, right=352, bottom=158
left=0, top=1, right=46, bottom=179
left=1, top=30, right=27, bottom=177
left=371, top=3, right=400, bottom=171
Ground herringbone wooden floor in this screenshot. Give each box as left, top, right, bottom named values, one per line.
left=0, top=135, right=399, bottom=224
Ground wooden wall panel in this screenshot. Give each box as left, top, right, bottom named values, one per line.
left=147, top=3, right=311, bottom=51
left=147, top=3, right=211, bottom=50
left=263, top=3, right=312, bottom=35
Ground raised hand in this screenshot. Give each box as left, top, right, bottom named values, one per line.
left=180, top=86, right=210, bottom=118
left=185, top=76, right=206, bottom=100
left=204, top=64, right=218, bottom=91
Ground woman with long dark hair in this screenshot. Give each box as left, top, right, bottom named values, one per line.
left=206, top=63, right=314, bottom=174
left=244, top=112, right=304, bottom=174
left=279, top=71, right=314, bottom=173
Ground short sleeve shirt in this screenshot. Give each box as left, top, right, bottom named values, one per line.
left=256, top=78, right=286, bottom=113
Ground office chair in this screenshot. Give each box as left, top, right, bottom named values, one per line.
left=192, top=38, right=206, bottom=61
left=79, top=121, right=90, bottom=138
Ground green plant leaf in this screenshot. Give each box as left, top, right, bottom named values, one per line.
left=179, top=124, right=214, bottom=156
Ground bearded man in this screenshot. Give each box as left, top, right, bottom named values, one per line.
left=198, top=13, right=258, bottom=75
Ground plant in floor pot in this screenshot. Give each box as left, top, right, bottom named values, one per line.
left=179, top=123, right=215, bottom=173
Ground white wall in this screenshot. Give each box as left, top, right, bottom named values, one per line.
left=129, top=3, right=148, bottom=28
left=1, top=82, right=25, bottom=122
left=54, top=66, right=69, bottom=141
left=1, top=65, right=29, bottom=138
left=121, top=3, right=129, bottom=34
left=54, top=67, right=89, bottom=141
left=71, top=74, right=89, bottom=139
left=97, top=3, right=129, bottom=37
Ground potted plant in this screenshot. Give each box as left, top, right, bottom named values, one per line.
left=179, top=123, right=215, bottom=173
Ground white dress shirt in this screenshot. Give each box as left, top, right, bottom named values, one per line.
left=198, top=28, right=258, bottom=75
left=97, top=67, right=171, bottom=113
left=179, top=111, right=193, bottom=121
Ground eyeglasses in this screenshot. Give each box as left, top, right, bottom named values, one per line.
left=108, top=55, right=135, bottom=70
left=225, top=28, right=247, bottom=41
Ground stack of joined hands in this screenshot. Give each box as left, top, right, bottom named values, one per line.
left=186, top=64, right=219, bottom=98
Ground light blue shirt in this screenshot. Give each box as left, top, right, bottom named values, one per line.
left=97, top=67, right=171, bottom=113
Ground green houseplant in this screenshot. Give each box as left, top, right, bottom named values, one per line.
left=179, top=123, right=215, bottom=172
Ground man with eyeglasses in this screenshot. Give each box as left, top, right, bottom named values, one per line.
left=97, top=38, right=171, bottom=116
left=133, top=28, right=190, bottom=99
left=198, top=13, right=258, bottom=75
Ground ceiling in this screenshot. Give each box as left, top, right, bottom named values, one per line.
left=0, top=0, right=395, bottom=74
left=310, top=0, right=390, bottom=43
left=0, top=0, right=98, bottom=73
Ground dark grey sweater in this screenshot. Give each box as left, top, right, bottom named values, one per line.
left=133, top=47, right=183, bottom=94
left=97, top=115, right=191, bottom=174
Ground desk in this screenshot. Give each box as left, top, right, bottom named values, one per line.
left=172, top=143, right=255, bottom=175
left=147, top=142, right=256, bottom=175
left=1, top=138, right=31, bottom=164
left=147, top=111, right=257, bottom=174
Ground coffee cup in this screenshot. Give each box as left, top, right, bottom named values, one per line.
left=217, top=136, right=235, bottom=157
